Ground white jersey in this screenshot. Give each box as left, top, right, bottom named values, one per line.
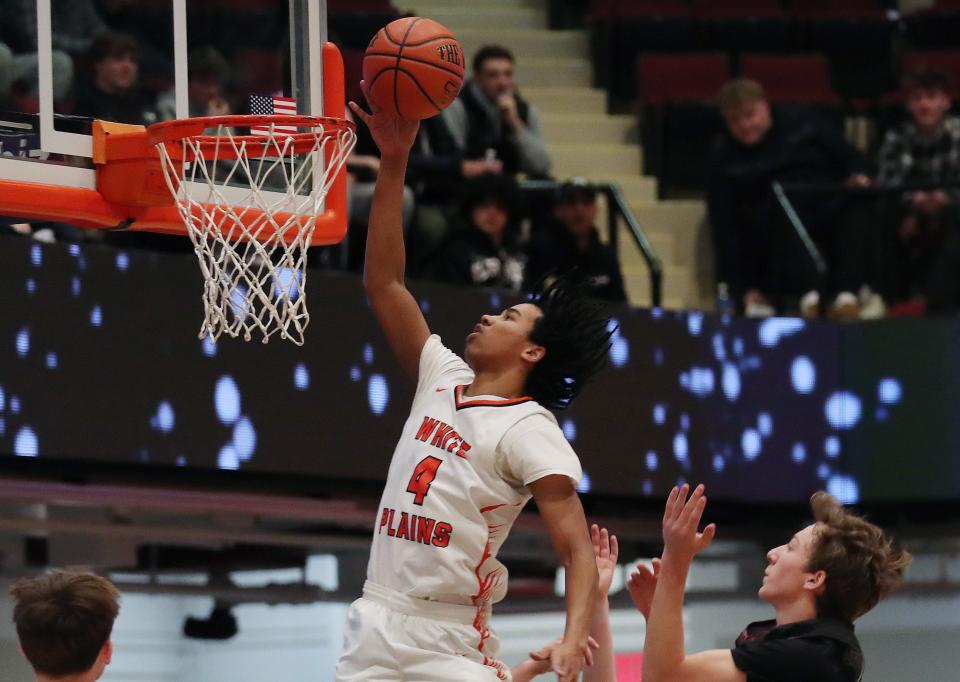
left=367, top=335, right=582, bottom=609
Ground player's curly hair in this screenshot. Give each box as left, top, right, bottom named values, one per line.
left=525, top=274, right=614, bottom=410
left=807, top=492, right=912, bottom=622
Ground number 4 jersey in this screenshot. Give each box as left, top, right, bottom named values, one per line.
left=366, top=335, right=583, bottom=608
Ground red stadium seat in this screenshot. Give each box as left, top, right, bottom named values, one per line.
left=741, top=53, right=841, bottom=103
left=792, top=0, right=885, bottom=19
left=902, top=51, right=960, bottom=98
left=637, top=53, right=731, bottom=104
left=691, top=0, right=785, bottom=19
left=592, top=0, right=689, bottom=19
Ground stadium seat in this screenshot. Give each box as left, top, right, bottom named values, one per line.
left=692, top=0, right=796, bottom=54
left=637, top=53, right=731, bottom=105
left=741, top=53, right=841, bottom=104
left=902, top=51, right=960, bottom=99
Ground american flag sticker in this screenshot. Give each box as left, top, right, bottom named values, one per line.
left=248, top=94, right=298, bottom=134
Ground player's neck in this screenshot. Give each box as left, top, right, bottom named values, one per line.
left=774, top=598, right=818, bottom=627
left=465, top=367, right=529, bottom=400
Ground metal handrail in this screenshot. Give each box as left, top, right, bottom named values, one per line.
left=771, top=181, right=828, bottom=283
left=518, top=179, right=664, bottom=307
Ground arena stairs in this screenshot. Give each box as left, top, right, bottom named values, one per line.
left=394, top=0, right=712, bottom=310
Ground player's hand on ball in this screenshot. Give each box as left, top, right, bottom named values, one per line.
left=591, top=524, right=618, bottom=597
left=662, top=484, right=716, bottom=564
left=626, top=558, right=661, bottom=619
left=349, top=80, right=420, bottom=156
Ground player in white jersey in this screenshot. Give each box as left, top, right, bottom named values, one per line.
left=336, top=85, right=613, bottom=682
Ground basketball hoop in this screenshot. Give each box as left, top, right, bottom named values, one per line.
left=148, top=114, right=356, bottom=345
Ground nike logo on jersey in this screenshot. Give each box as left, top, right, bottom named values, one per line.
left=414, top=415, right=472, bottom=459
left=435, top=387, right=447, bottom=392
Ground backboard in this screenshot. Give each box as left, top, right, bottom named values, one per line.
left=0, top=0, right=347, bottom=244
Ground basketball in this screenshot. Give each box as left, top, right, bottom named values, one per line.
left=363, top=17, right=465, bottom=120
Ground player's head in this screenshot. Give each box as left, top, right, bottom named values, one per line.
left=11, top=570, right=120, bottom=681
left=472, top=45, right=515, bottom=100
left=904, top=67, right=952, bottom=132
left=718, top=78, right=771, bottom=147
left=758, top=492, right=911, bottom=622
left=465, top=275, right=613, bottom=410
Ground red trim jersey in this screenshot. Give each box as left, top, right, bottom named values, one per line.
left=367, top=335, right=583, bottom=607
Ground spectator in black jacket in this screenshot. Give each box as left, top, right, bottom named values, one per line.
left=525, top=179, right=627, bottom=302
left=433, top=174, right=526, bottom=291
left=75, top=32, right=157, bottom=126
left=707, top=79, right=872, bottom=317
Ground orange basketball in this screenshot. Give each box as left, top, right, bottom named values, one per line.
left=363, top=17, right=465, bottom=120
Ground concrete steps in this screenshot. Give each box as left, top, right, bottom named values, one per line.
left=397, top=5, right=547, bottom=30
left=522, top=87, right=607, bottom=115
left=516, top=57, right=592, bottom=88
left=550, top=144, right=642, bottom=178
left=540, top=113, right=635, bottom=145
left=453, top=29, right=588, bottom=59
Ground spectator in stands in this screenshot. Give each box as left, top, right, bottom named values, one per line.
left=433, top=173, right=527, bottom=291
left=443, top=45, right=551, bottom=179
left=876, top=68, right=960, bottom=313
left=707, top=79, right=873, bottom=318
left=75, top=32, right=157, bottom=126
left=11, top=570, right=121, bottom=682
left=156, top=47, right=232, bottom=120
left=525, top=178, right=627, bottom=302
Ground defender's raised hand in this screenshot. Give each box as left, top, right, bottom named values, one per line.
left=348, top=80, right=419, bottom=156
left=662, top=484, right=716, bottom=564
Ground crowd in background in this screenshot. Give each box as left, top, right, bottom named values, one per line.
left=2, top=1, right=960, bottom=317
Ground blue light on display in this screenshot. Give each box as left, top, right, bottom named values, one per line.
left=713, top=454, right=725, bottom=472
left=272, top=267, right=301, bottom=301
left=363, top=343, right=374, bottom=365
left=646, top=451, right=658, bottom=471
left=294, top=363, right=309, bottom=390
left=609, top=336, right=629, bottom=367
left=71, top=276, right=81, bottom=297
left=827, top=475, right=860, bottom=504
left=687, top=312, right=704, bottom=336
left=722, top=363, right=741, bottom=401
left=349, top=366, right=361, bottom=382
left=653, top=347, right=664, bottom=366
left=673, top=432, right=688, bottom=462
left=688, top=367, right=715, bottom=397
left=217, top=444, right=240, bottom=470
left=68, top=244, right=80, bottom=257
left=10, top=397, right=20, bottom=414
left=681, top=413, right=690, bottom=430
left=875, top=407, right=889, bottom=422
left=562, top=418, right=577, bottom=442
left=116, top=251, right=129, bottom=271
left=368, top=374, right=389, bottom=415
left=577, top=471, right=591, bottom=494
left=653, top=404, right=666, bottom=424
left=757, top=412, right=772, bottom=437
left=90, top=305, right=102, bottom=327
left=30, top=243, right=41, bottom=267
left=0, top=385, right=4, bottom=411
left=825, top=436, right=841, bottom=458
left=16, top=328, right=29, bottom=357
left=489, top=293, right=501, bottom=309
left=156, top=401, right=175, bottom=433
left=201, top=336, right=217, bottom=358
left=176, top=456, right=186, bottom=467
left=825, top=391, right=862, bottom=430
left=14, top=427, right=38, bottom=457
left=26, top=278, right=35, bottom=294
left=758, top=318, right=804, bottom=348
left=642, top=480, right=654, bottom=496
left=733, top=337, right=744, bottom=356
left=651, top=307, right=664, bottom=319
left=0, top=418, right=5, bottom=436
left=419, top=298, right=430, bottom=313
left=742, top=429, right=761, bottom=460
left=878, top=378, right=902, bottom=405
left=233, top=416, right=257, bottom=461
left=817, top=463, right=830, bottom=480
left=792, top=443, right=806, bottom=463
left=45, top=352, right=57, bottom=370
left=791, top=356, right=816, bottom=394
left=214, top=376, right=241, bottom=425
left=712, top=333, right=726, bottom=362
left=680, top=372, right=690, bottom=389
left=229, top=286, right=250, bottom=320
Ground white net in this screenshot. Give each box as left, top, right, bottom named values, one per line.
left=154, top=120, right=356, bottom=345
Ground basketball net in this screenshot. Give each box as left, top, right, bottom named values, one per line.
left=154, top=121, right=356, bottom=345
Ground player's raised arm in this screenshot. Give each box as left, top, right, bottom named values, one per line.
left=349, top=82, right=431, bottom=381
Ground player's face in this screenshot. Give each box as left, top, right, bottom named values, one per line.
left=476, top=58, right=515, bottom=100
left=907, top=88, right=951, bottom=131
left=724, top=99, right=772, bottom=147
left=464, top=303, right=543, bottom=369
left=758, top=524, right=824, bottom=607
